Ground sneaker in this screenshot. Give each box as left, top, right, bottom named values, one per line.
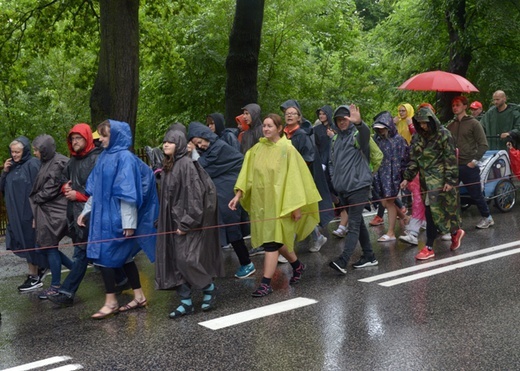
left=476, top=216, right=494, bottom=229
left=332, top=226, right=347, bottom=238
left=328, top=260, right=347, bottom=275
left=441, top=233, right=452, bottom=241
left=369, top=215, right=384, bottom=226
left=415, top=247, right=435, bottom=260
left=252, top=283, right=273, bottom=297
left=352, top=256, right=378, bottom=268
left=48, top=292, right=74, bottom=307
left=249, top=246, right=265, bottom=256
left=450, top=229, right=465, bottom=251
left=234, top=262, right=256, bottom=279
left=277, top=254, right=289, bottom=264
left=18, top=275, right=43, bottom=292
left=309, top=235, right=327, bottom=252
left=289, top=263, right=305, bottom=285
left=399, top=233, right=418, bottom=245
left=38, top=286, right=60, bottom=300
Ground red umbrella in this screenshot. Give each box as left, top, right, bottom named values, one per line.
left=398, top=70, right=479, bottom=93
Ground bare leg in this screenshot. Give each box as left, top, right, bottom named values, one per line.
left=382, top=199, right=397, bottom=238
left=340, top=210, right=349, bottom=227
left=262, top=251, right=279, bottom=279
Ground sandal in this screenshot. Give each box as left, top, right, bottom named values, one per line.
left=290, top=263, right=306, bottom=285
left=377, top=234, right=396, bottom=242
left=91, top=304, right=119, bottom=320
left=119, top=298, right=147, bottom=312
left=201, top=284, right=217, bottom=312
left=169, top=302, right=194, bottom=319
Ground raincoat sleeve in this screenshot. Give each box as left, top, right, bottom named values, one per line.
left=121, top=200, right=137, bottom=229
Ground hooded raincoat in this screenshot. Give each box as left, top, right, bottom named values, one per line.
left=403, top=108, right=460, bottom=234
left=395, top=103, right=416, bottom=144
left=63, top=124, right=103, bottom=243
left=30, top=135, right=69, bottom=248
left=85, top=120, right=158, bottom=267
left=240, top=103, right=264, bottom=154
left=234, top=136, right=321, bottom=251
left=313, top=105, right=336, bottom=166
left=207, top=113, right=240, bottom=152
left=155, top=129, right=224, bottom=290
left=372, top=111, right=408, bottom=198
left=188, top=122, right=246, bottom=245
left=0, top=136, right=42, bottom=263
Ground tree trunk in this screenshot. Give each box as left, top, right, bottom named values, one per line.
left=90, top=0, right=139, bottom=146
left=439, top=0, right=472, bottom=123
left=224, top=0, right=264, bottom=127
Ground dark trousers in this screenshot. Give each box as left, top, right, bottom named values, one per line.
left=459, top=165, right=490, bottom=218
left=338, top=186, right=374, bottom=264
left=58, top=244, right=88, bottom=297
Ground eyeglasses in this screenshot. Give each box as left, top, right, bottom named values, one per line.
left=285, top=112, right=299, bottom=117
left=70, top=136, right=85, bottom=142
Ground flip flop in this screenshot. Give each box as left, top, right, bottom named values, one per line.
left=377, top=234, right=396, bottom=242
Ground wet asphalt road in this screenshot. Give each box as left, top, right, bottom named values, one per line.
left=1, top=195, right=520, bottom=370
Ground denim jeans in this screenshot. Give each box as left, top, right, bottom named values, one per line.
left=338, top=186, right=374, bottom=265
left=58, top=245, right=88, bottom=297
left=44, top=248, right=73, bottom=287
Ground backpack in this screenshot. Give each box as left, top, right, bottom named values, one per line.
left=331, top=131, right=383, bottom=173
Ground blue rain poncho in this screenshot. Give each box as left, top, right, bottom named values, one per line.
left=85, top=120, right=158, bottom=267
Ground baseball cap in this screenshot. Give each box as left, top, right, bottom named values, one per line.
left=470, top=101, right=482, bottom=110
left=373, top=123, right=386, bottom=129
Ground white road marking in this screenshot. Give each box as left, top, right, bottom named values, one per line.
left=198, top=297, right=318, bottom=330
left=359, top=240, right=520, bottom=283
left=379, top=247, right=520, bottom=287
left=2, top=356, right=72, bottom=371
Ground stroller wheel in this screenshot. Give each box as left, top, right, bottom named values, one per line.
left=494, top=179, right=516, bottom=212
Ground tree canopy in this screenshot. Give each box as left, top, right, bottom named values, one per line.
left=0, top=0, right=519, bottom=157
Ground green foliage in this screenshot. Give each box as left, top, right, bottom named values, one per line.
left=2, top=0, right=520, bottom=153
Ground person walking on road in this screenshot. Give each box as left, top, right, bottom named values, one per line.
left=29, top=134, right=71, bottom=299
left=1, top=136, right=47, bottom=291
left=229, top=113, right=321, bottom=297
left=447, top=96, right=493, bottom=229
left=327, top=104, right=378, bottom=274
left=401, top=107, right=465, bottom=260
left=48, top=124, right=103, bottom=306
left=156, top=128, right=224, bottom=318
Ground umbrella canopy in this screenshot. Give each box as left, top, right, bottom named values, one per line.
left=399, top=70, right=479, bottom=93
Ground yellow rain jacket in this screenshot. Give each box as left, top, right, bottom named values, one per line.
left=235, top=136, right=321, bottom=251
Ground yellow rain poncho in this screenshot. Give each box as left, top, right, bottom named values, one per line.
left=396, top=103, right=415, bottom=144
left=235, top=136, right=321, bottom=251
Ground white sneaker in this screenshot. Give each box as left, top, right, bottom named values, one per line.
left=332, top=226, right=347, bottom=238
left=277, top=254, right=289, bottom=264
left=309, top=235, right=327, bottom=252
left=476, top=216, right=494, bottom=229
left=399, top=233, right=418, bottom=245
left=441, top=233, right=451, bottom=241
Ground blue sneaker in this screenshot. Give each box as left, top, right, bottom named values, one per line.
left=234, top=262, right=256, bottom=279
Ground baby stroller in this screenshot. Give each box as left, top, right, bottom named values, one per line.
left=459, top=150, right=517, bottom=212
